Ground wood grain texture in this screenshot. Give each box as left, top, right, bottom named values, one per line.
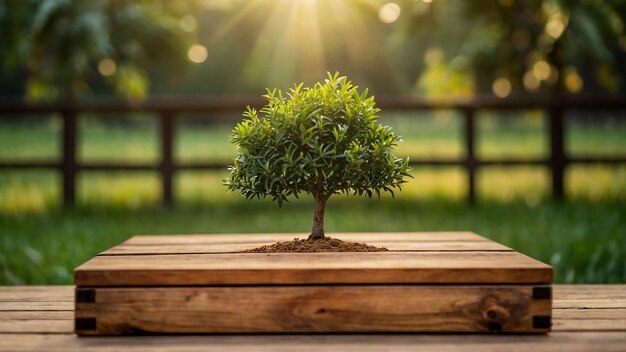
left=0, top=311, right=73, bottom=334
left=0, top=286, right=75, bottom=334
left=2, top=332, right=626, bottom=352
left=75, top=285, right=551, bottom=335
left=77, top=233, right=548, bottom=285
left=100, top=232, right=512, bottom=255
left=0, top=301, right=74, bottom=311
left=116, top=232, right=492, bottom=244
left=0, top=286, right=74, bottom=302
left=75, top=251, right=552, bottom=286
left=553, top=285, right=626, bottom=309
left=552, top=285, right=626, bottom=331
left=1, top=285, right=625, bottom=351
left=71, top=233, right=553, bottom=334
left=0, top=286, right=74, bottom=311
left=553, top=309, right=626, bottom=331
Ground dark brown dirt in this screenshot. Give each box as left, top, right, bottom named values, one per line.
left=240, top=237, right=388, bottom=253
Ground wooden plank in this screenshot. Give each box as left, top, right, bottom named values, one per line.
left=0, top=301, right=74, bottom=311
left=100, top=233, right=512, bottom=254
left=0, top=286, right=74, bottom=302
left=73, top=233, right=553, bottom=334
left=551, top=285, right=626, bottom=331
left=75, top=251, right=552, bottom=286
left=0, top=311, right=73, bottom=334
left=0, top=311, right=73, bottom=321
left=116, top=232, right=493, bottom=244
left=101, top=240, right=511, bottom=255
left=75, top=285, right=550, bottom=334
left=1, top=285, right=626, bottom=350
left=553, top=309, right=626, bottom=331
left=0, top=287, right=74, bottom=333
left=554, top=285, right=626, bottom=296
left=553, top=285, right=626, bottom=308
left=2, top=332, right=626, bottom=352
left=0, top=286, right=74, bottom=311
left=5, top=286, right=624, bottom=334
left=0, top=320, right=72, bottom=334
left=104, top=241, right=512, bottom=254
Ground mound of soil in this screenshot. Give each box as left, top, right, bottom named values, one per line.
left=241, top=237, right=388, bottom=253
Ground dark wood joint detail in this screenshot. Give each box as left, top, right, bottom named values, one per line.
left=533, top=286, right=552, bottom=300
left=76, top=288, right=96, bottom=303
left=75, top=317, right=97, bottom=331
left=532, top=315, right=552, bottom=329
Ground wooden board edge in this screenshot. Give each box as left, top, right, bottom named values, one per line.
left=74, top=267, right=553, bottom=287
left=74, top=284, right=552, bottom=335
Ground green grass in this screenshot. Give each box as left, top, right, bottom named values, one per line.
left=0, top=112, right=625, bottom=285
left=2, top=111, right=625, bottom=162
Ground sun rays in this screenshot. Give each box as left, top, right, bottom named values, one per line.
left=197, top=0, right=402, bottom=90
left=243, top=0, right=328, bottom=87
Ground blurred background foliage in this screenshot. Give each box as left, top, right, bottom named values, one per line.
left=1, top=0, right=625, bottom=100
left=404, top=0, right=626, bottom=96
left=0, top=0, right=625, bottom=285
left=1, top=0, right=200, bottom=100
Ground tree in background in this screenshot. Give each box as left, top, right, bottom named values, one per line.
left=2, top=0, right=625, bottom=99
left=403, top=0, right=626, bottom=97
left=0, top=0, right=200, bottom=100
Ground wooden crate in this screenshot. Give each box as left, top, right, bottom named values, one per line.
left=74, top=232, right=553, bottom=335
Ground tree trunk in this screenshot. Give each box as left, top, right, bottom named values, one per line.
left=309, top=194, right=327, bottom=240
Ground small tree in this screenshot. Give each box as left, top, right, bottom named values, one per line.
left=225, top=72, right=411, bottom=240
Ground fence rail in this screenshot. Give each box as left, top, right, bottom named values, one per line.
left=1, top=96, right=625, bottom=206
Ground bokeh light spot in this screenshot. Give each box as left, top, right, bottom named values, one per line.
left=379, top=2, right=401, bottom=24
left=546, top=13, right=568, bottom=39
left=492, top=78, right=512, bottom=98
left=97, top=58, right=117, bottom=77
left=565, top=70, right=583, bottom=93
left=179, top=15, right=198, bottom=33
left=187, top=44, right=208, bottom=64
left=523, top=71, right=540, bottom=91
left=532, top=60, right=551, bottom=80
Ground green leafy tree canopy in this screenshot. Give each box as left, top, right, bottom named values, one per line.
left=225, top=72, right=411, bottom=239
left=0, top=0, right=199, bottom=100
left=402, top=0, right=626, bottom=95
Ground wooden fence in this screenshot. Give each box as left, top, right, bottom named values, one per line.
left=0, top=96, right=625, bottom=206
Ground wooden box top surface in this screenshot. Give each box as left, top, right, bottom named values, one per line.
left=74, top=232, right=553, bottom=286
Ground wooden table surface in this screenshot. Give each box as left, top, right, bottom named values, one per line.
left=1, top=285, right=625, bottom=351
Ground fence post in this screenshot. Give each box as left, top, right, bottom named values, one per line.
left=463, top=108, right=477, bottom=204
left=160, top=111, right=175, bottom=207
left=549, top=105, right=565, bottom=199
left=61, top=109, right=77, bottom=206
